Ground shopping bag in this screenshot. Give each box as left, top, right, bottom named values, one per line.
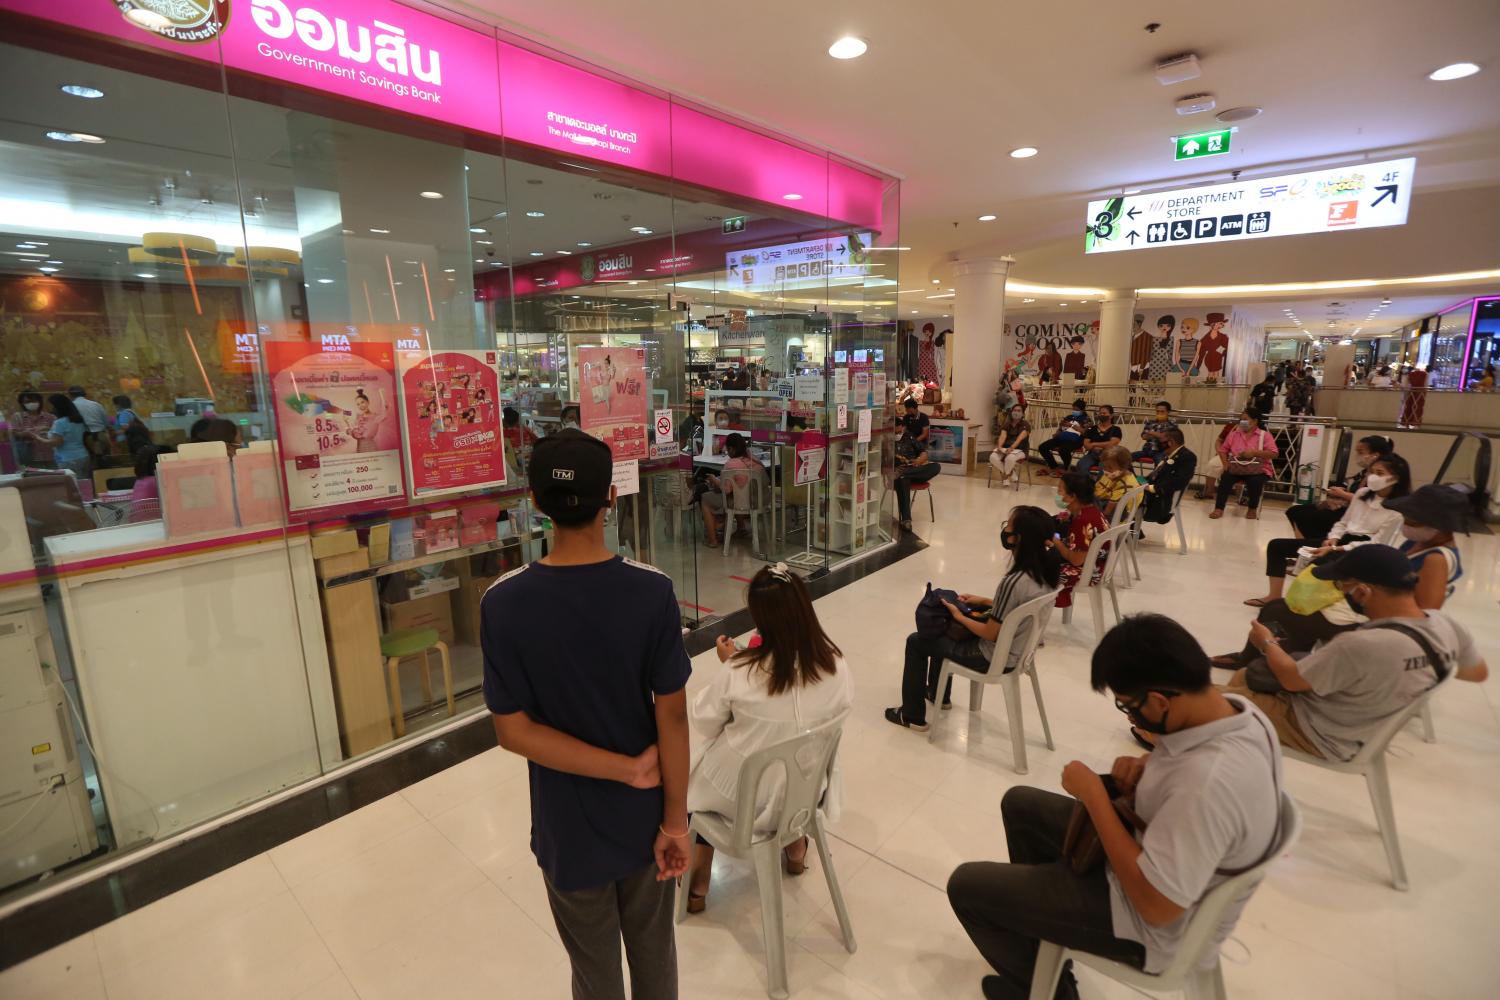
left=1284, top=565, right=1344, bottom=616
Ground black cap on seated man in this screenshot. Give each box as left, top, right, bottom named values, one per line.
left=1307, top=542, right=1418, bottom=589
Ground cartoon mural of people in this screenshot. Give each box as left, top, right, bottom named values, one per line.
left=1129, top=313, right=1154, bottom=380
left=1037, top=339, right=1064, bottom=383
left=916, top=323, right=939, bottom=383
left=1171, top=317, right=1201, bottom=374
left=1193, top=312, right=1230, bottom=382
left=1062, top=335, right=1089, bottom=379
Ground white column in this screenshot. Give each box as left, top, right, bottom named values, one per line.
left=951, top=256, right=1014, bottom=446
left=1094, top=289, right=1138, bottom=389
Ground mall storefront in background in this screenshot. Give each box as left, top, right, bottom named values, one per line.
left=0, top=0, right=900, bottom=903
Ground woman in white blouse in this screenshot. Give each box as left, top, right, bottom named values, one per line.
left=684, top=562, right=853, bottom=912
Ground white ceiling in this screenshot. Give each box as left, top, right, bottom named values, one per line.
left=457, top=0, right=1500, bottom=288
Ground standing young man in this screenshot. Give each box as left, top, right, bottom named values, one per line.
left=482, top=429, right=692, bottom=1000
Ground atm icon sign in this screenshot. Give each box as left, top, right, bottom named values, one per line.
left=1219, top=215, right=1245, bottom=236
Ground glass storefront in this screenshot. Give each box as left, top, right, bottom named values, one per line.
left=0, top=2, right=898, bottom=902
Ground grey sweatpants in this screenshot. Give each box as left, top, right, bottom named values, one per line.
left=543, top=862, right=678, bottom=1000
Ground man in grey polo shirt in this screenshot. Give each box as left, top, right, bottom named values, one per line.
left=1226, top=544, right=1486, bottom=761
left=948, top=614, right=1283, bottom=999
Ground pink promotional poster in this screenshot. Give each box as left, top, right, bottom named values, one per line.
left=577, top=346, right=648, bottom=460
left=397, top=349, right=507, bottom=499
left=265, top=340, right=406, bottom=520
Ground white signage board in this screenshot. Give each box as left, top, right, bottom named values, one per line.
left=611, top=459, right=641, bottom=498
left=793, top=375, right=824, bottom=402
left=837, top=403, right=848, bottom=429
left=726, top=232, right=874, bottom=285
left=832, top=368, right=850, bottom=406
left=653, top=409, right=673, bottom=445
left=1084, top=157, right=1416, bottom=254
left=856, top=408, right=872, bottom=444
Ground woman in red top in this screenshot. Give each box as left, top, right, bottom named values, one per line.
left=1050, top=471, right=1108, bottom=608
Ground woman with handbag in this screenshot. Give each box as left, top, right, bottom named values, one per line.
left=1246, top=453, right=1410, bottom=607
left=884, top=506, right=1061, bottom=732
left=1208, top=407, right=1277, bottom=520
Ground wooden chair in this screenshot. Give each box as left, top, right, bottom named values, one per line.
left=380, top=627, right=454, bottom=737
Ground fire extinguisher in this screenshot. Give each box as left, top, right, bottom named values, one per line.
left=1295, top=462, right=1319, bottom=505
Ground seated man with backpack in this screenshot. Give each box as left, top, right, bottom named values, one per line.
left=1036, top=398, right=1090, bottom=475
left=1222, top=545, right=1486, bottom=760
left=948, top=614, right=1284, bottom=1000
left=893, top=424, right=941, bottom=532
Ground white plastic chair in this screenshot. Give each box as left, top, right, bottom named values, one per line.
left=1282, top=680, right=1450, bottom=890
left=675, top=714, right=857, bottom=999
left=1060, top=523, right=1132, bottom=638
left=928, top=589, right=1060, bottom=774
left=652, top=468, right=696, bottom=542
left=1110, top=484, right=1149, bottom=586
left=1029, top=791, right=1302, bottom=1000
left=723, top=469, right=771, bottom=559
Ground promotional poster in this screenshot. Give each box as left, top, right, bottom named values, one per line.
left=397, top=349, right=507, bottom=499
left=265, top=339, right=405, bottom=520
left=578, top=345, right=649, bottom=459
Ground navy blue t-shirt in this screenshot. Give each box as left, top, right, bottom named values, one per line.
left=481, top=556, right=691, bottom=892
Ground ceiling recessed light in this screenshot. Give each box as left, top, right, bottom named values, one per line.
left=828, top=36, right=868, bottom=60
left=1022, top=298, right=1036, bottom=303
left=978, top=214, right=997, bottom=222
left=525, top=210, right=545, bottom=218
left=1123, top=188, right=1141, bottom=196
left=910, top=309, right=919, bottom=314
left=474, top=239, right=494, bottom=246
left=45, top=130, right=105, bottom=143
left=1428, top=62, right=1480, bottom=81
left=577, top=241, right=593, bottom=247
left=1009, top=146, right=1038, bottom=159
left=529, top=251, right=544, bottom=257
left=45, top=259, right=62, bottom=265
left=783, top=193, right=803, bottom=201
left=369, top=228, right=390, bottom=234
left=340, top=229, right=355, bottom=235
left=136, top=272, right=154, bottom=278
left=1215, top=106, right=1263, bottom=123
left=557, top=250, right=572, bottom=255
left=419, top=191, right=443, bottom=199
left=37, top=266, right=59, bottom=273
left=637, top=229, right=654, bottom=235
left=1060, top=302, right=1069, bottom=307
left=469, top=227, right=487, bottom=234
left=316, top=278, right=335, bottom=284
left=443, top=268, right=456, bottom=273
left=931, top=279, right=941, bottom=285
left=60, top=84, right=105, bottom=99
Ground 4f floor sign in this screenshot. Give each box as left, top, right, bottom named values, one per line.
left=1084, top=157, right=1416, bottom=254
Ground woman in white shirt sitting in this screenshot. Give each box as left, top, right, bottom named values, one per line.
left=1247, top=452, right=1410, bottom=607
left=684, top=562, right=853, bottom=912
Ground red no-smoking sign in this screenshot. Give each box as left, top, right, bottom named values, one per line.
left=654, top=409, right=674, bottom=444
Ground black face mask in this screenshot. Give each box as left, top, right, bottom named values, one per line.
left=1117, top=690, right=1177, bottom=735
left=1344, top=585, right=1367, bottom=616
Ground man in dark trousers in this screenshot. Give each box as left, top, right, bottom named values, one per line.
left=482, top=429, right=692, bottom=1000
left=1142, top=427, right=1197, bottom=524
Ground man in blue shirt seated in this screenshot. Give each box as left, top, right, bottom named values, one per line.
left=1036, top=398, right=1090, bottom=476
left=482, top=429, right=693, bottom=999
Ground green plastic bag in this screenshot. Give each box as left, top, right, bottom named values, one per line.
left=1284, top=566, right=1344, bottom=616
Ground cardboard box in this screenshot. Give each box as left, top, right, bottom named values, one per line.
left=311, top=529, right=359, bottom=560
left=380, top=568, right=458, bottom=603
left=382, top=593, right=455, bottom=648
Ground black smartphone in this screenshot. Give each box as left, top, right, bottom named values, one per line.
left=1266, top=621, right=1288, bottom=640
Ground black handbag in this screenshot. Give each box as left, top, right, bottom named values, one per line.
left=915, top=583, right=980, bottom=640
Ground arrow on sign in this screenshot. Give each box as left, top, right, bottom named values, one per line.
left=1126, top=230, right=1140, bottom=245
left=1182, top=139, right=1200, bottom=155
left=1126, top=206, right=1141, bottom=221
left=1372, top=184, right=1398, bottom=207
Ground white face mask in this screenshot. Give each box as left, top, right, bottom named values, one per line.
left=1365, top=473, right=1395, bottom=492
left=1354, top=453, right=1373, bottom=469
left=24, top=402, right=40, bottom=411
left=1237, top=419, right=1251, bottom=432
left=1400, top=524, right=1439, bottom=543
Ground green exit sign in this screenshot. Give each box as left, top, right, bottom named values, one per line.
left=1174, top=129, right=1231, bottom=161
left=722, top=215, right=747, bottom=235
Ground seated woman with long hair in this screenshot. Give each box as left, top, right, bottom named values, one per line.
left=684, top=563, right=852, bottom=911
left=884, top=505, right=1062, bottom=731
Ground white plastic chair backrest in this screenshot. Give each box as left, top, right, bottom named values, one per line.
left=989, top=588, right=1062, bottom=675
left=728, top=466, right=769, bottom=514
left=1087, top=522, right=1133, bottom=586
left=1111, top=484, right=1149, bottom=529
left=1347, top=672, right=1452, bottom=766
left=1153, top=791, right=1302, bottom=982
left=728, top=711, right=848, bottom=855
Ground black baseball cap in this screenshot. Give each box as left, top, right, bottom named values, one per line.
left=1382, top=484, right=1470, bottom=535
left=527, top=429, right=612, bottom=520
left=1311, top=544, right=1419, bottom=590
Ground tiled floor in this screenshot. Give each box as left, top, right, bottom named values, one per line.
left=5, top=471, right=1498, bottom=999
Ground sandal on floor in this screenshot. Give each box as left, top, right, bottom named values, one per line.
left=1210, top=653, right=1241, bottom=669
left=884, top=707, right=929, bottom=732
left=1208, top=509, right=1224, bottom=519
left=685, top=892, right=707, bottom=914
left=783, top=836, right=809, bottom=876
left=1246, top=509, right=1259, bottom=520
left=1129, top=727, right=1157, bottom=752
left=1243, top=597, right=1271, bottom=607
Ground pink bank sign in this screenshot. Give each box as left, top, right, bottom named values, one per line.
left=0, top=0, right=885, bottom=227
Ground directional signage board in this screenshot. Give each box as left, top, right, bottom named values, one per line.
left=1084, top=157, right=1416, bottom=254
left=726, top=232, right=874, bottom=286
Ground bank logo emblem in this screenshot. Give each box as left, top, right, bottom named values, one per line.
left=580, top=255, right=596, bottom=283
left=113, top=0, right=231, bottom=43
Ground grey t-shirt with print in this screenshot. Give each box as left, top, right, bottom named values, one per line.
left=977, top=569, right=1052, bottom=669
left=1291, top=611, right=1477, bottom=761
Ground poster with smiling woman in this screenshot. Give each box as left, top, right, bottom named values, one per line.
left=397, top=348, right=506, bottom=499
left=578, top=345, right=648, bottom=459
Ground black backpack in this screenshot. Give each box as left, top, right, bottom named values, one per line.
left=915, top=583, right=968, bottom=638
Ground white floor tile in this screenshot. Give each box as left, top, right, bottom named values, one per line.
left=270, top=791, right=427, bottom=888
left=0, top=934, right=106, bottom=1000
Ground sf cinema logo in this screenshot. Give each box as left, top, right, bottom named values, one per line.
left=114, top=0, right=231, bottom=43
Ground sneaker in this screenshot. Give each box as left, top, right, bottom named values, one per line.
left=884, top=707, right=928, bottom=732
